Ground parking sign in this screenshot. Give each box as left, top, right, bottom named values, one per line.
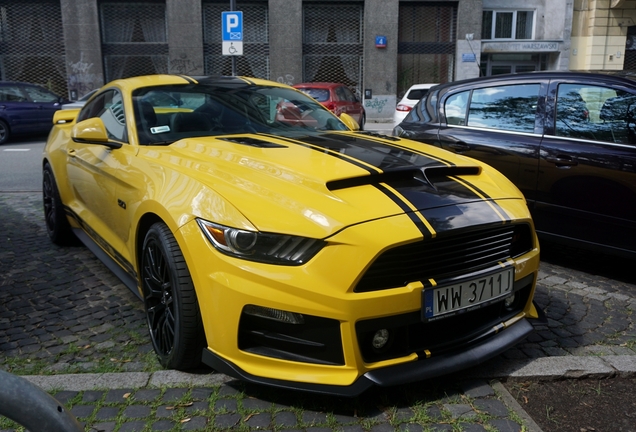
left=222, top=11, right=243, bottom=55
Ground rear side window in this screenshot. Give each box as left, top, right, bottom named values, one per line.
left=554, top=83, right=636, bottom=144
left=302, top=88, right=329, bottom=102
left=467, top=84, right=539, bottom=133
left=0, top=86, right=26, bottom=102
left=444, top=91, right=469, bottom=125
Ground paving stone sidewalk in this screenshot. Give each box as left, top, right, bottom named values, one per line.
left=1, top=192, right=636, bottom=431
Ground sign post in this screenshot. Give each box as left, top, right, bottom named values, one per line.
left=222, top=10, right=243, bottom=75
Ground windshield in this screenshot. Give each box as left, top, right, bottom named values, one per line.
left=132, top=84, right=348, bottom=145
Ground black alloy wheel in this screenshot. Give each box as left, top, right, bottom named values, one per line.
left=42, top=163, right=74, bottom=245
left=141, top=222, right=205, bottom=370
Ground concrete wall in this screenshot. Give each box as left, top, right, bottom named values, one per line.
left=268, top=0, right=303, bottom=85
left=60, top=0, right=104, bottom=99
left=571, top=0, right=636, bottom=71
left=456, top=0, right=483, bottom=81
left=362, top=0, right=399, bottom=121
left=166, top=0, right=204, bottom=75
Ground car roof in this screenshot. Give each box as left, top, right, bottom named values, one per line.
left=406, top=83, right=438, bottom=90
left=431, top=71, right=636, bottom=93
left=293, top=82, right=342, bottom=89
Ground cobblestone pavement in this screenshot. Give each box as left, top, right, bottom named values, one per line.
left=1, top=192, right=635, bottom=431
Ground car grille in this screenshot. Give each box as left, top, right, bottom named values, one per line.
left=355, top=223, right=533, bottom=293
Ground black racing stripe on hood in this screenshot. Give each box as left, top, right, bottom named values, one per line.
left=376, top=184, right=433, bottom=239
left=298, top=133, right=451, bottom=171
left=347, top=132, right=458, bottom=167
left=266, top=134, right=380, bottom=174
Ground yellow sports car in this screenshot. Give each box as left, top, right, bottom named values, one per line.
left=43, top=74, right=543, bottom=396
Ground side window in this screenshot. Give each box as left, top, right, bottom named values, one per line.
left=78, top=90, right=127, bottom=142
left=444, top=91, right=469, bottom=125
left=0, top=86, right=26, bottom=102
left=341, top=86, right=358, bottom=102
left=555, top=83, right=635, bottom=144
left=23, top=86, right=60, bottom=103
left=335, top=86, right=348, bottom=102
left=467, top=84, right=539, bottom=132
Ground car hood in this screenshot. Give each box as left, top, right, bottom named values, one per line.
left=147, top=132, right=523, bottom=238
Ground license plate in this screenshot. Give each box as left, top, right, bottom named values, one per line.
left=422, top=268, right=514, bottom=321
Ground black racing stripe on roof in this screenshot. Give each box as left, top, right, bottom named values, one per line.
left=177, top=75, right=197, bottom=84
left=375, top=184, right=433, bottom=238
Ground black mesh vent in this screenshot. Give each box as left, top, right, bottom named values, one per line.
left=0, top=0, right=67, bottom=97
left=355, top=224, right=533, bottom=293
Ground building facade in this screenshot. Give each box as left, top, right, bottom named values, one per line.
left=2, top=0, right=634, bottom=122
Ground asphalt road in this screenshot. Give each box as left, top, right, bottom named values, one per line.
left=0, top=135, right=47, bottom=192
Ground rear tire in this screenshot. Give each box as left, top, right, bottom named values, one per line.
left=0, top=119, right=10, bottom=145
left=42, top=163, right=75, bottom=245
left=141, top=222, right=205, bottom=370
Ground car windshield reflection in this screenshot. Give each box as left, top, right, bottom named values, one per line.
left=132, top=84, right=348, bottom=145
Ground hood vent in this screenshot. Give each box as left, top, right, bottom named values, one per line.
left=220, top=137, right=287, bottom=148
left=327, top=166, right=481, bottom=191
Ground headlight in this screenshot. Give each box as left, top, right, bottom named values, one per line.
left=197, top=219, right=326, bottom=265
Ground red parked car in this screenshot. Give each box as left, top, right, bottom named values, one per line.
left=293, top=82, right=366, bottom=129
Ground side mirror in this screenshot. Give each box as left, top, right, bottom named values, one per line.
left=53, top=109, right=78, bottom=125
left=72, top=117, right=122, bottom=149
left=339, top=113, right=360, bottom=131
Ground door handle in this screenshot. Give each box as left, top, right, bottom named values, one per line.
left=545, top=156, right=578, bottom=167
left=448, top=142, right=470, bottom=152
left=68, top=149, right=76, bottom=157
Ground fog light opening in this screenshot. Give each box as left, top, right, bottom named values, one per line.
left=504, top=293, right=516, bottom=309
left=243, top=305, right=305, bottom=324
left=372, top=329, right=390, bottom=351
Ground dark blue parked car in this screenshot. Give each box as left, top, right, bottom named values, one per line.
left=0, top=81, right=68, bottom=144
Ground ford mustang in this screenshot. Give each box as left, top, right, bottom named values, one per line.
left=43, top=74, right=543, bottom=396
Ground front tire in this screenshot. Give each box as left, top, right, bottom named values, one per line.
left=42, top=163, right=75, bottom=245
left=141, top=222, right=205, bottom=370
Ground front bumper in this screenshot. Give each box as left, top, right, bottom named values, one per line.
left=202, top=316, right=536, bottom=397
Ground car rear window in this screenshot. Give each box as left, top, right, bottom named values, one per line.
left=406, top=89, right=429, bottom=100
left=301, top=88, right=330, bottom=102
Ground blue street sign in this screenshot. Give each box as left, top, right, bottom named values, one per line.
left=222, top=11, right=243, bottom=42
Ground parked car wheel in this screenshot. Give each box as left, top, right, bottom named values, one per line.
left=141, top=222, right=204, bottom=370
left=0, top=119, right=10, bottom=145
left=359, top=113, right=366, bottom=130
left=42, top=163, right=75, bottom=245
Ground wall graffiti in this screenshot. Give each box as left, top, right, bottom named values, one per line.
left=67, top=55, right=99, bottom=100
left=364, top=97, right=389, bottom=114
left=170, top=58, right=199, bottom=75
left=276, top=74, right=294, bottom=85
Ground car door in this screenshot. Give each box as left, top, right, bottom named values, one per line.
left=66, top=90, right=135, bottom=260
left=339, top=85, right=364, bottom=125
left=21, top=85, right=63, bottom=133
left=0, top=84, right=43, bottom=134
left=436, top=81, right=546, bottom=201
left=537, top=79, right=636, bottom=256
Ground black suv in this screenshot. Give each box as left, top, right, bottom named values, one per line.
left=394, top=72, right=636, bottom=259
left=0, top=81, right=68, bottom=145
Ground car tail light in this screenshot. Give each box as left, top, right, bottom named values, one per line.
left=396, top=104, right=412, bottom=112
left=323, top=101, right=337, bottom=112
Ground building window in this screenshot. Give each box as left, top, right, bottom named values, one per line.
left=482, top=10, right=534, bottom=40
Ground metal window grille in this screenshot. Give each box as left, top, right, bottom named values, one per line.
left=203, top=1, right=269, bottom=78
left=397, top=2, right=457, bottom=97
left=100, top=1, right=169, bottom=82
left=0, top=0, right=67, bottom=97
left=302, top=3, right=363, bottom=97
left=624, top=28, right=636, bottom=72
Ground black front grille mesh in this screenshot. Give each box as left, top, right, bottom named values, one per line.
left=355, top=224, right=532, bottom=293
